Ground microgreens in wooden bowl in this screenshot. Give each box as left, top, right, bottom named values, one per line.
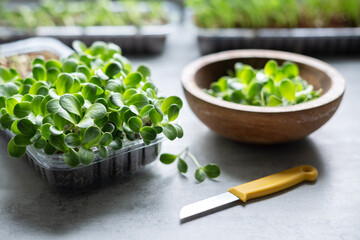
left=0, top=40, right=183, bottom=167
left=181, top=50, right=345, bottom=144
left=205, top=60, right=322, bottom=107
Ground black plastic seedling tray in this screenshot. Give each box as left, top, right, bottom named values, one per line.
left=195, top=27, right=360, bottom=55
left=0, top=1, right=180, bottom=54
left=0, top=38, right=164, bottom=191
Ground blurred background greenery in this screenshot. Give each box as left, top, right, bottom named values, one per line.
left=186, top=0, right=360, bottom=28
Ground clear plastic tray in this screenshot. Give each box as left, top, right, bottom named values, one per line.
left=0, top=38, right=164, bottom=191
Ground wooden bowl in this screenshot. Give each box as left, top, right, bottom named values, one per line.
left=181, top=50, right=345, bottom=144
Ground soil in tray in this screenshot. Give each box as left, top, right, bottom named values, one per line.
left=0, top=51, right=58, bottom=78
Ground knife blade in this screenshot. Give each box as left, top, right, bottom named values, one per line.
left=180, top=165, right=318, bottom=220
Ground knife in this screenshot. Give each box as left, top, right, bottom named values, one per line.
left=180, top=165, right=318, bottom=220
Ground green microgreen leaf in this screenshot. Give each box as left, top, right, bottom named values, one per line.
left=78, top=147, right=94, bottom=165
left=8, top=138, right=26, bottom=158
left=282, top=62, right=299, bottom=78
left=6, top=97, right=18, bottom=115
left=41, top=123, right=51, bottom=140
left=102, top=122, right=115, bottom=133
left=149, top=107, right=163, bottom=125
left=109, top=137, right=122, bottom=150
left=239, top=66, right=255, bottom=85
left=126, top=93, right=149, bottom=109
left=177, top=158, right=188, bottom=173
left=13, top=102, right=31, bottom=118
left=264, top=60, right=278, bottom=77
left=268, top=95, right=283, bottom=106
left=279, top=79, right=296, bottom=102
left=62, top=59, right=78, bottom=73
left=46, top=59, right=62, bottom=70
left=173, top=124, right=184, bottom=138
left=167, top=104, right=180, bottom=122
left=46, top=99, right=60, bottom=114
left=56, top=73, right=74, bottom=95
left=72, top=40, right=87, bottom=54
left=128, top=116, right=143, bottom=133
left=105, top=61, right=122, bottom=78
left=140, top=126, right=157, bottom=142
left=59, top=94, right=82, bottom=116
left=163, top=124, right=177, bottom=141
left=81, top=83, right=97, bottom=101
left=110, top=92, right=124, bottom=108
left=64, top=133, right=82, bottom=148
left=204, top=164, right=221, bottom=178
left=0, top=82, right=18, bottom=98
left=76, top=117, right=94, bottom=129
left=44, top=142, right=57, bottom=155
left=64, top=148, right=80, bottom=167
left=84, top=103, right=107, bottom=119
left=0, top=113, right=16, bottom=129
left=56, top=108, right=76, bottom=124
left=137, top=65, right=151, bottom=80
left=49, top=134, right=68, bottom=152
left=34, top=137, right=47, bottom=149
left=195, top=168, right=206, bottom=182
left=32, top=64, right=46, bottom=81
left=13, top=134, right=32, bottom=146
left=98, top=145, right=108, bottom=158
left=124, top=72, right=142, bottom=87
left=123, top=89, right=137, bottom=100
left=17, top=119, right=37, bottom=136
left=83, top=126, right=101, bottom=149
left=10, top=120, right=21, bottom=134
left=100, top=132, right=113, bottom=146
left=161, top=96, right=183, bottom=114
left=31, top=95, right=44, bottom=115
left=95, top=69, right=109, bottom=81
left=160, top=153, right=177, bottom=164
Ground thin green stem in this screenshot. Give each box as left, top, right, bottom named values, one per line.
left=177, top=147, right=189, bottom=158
left=186, top=151, right=202, bottom=169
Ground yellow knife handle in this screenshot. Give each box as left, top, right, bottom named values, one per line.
left=228, top=165, right=318, bottom=202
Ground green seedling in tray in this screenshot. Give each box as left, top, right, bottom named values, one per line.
left=205, top=60, right=322, bottom=107
left=186, top=0, right=360, bottom=29
left=0, top=40, right=183, bottom=167
left=0, top=0, right=168, bottom=29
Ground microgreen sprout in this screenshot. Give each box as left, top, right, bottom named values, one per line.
left=160, top=148, right=221, bottom=182
left=205, top=60, right=322, bottom=106
left=0, top=40, right=184, bottom=167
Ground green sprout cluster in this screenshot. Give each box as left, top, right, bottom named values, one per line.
left=160, top=148, right=220, bottom=182
left=205, top=60, right=322, bottom=107
left=0, top=40, right=183, bottom=167
left=186, top=0, right=360, bottom=29
left=0, top=0, right=168, bottom=29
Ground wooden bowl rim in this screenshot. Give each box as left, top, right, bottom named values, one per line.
left=181, top=49, right=345, bottom=113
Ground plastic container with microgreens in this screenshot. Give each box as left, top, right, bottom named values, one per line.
left=0, top=40, right=184, bottom=191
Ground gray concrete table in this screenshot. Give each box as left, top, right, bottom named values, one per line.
left=0, top=25, right=359, bottom=240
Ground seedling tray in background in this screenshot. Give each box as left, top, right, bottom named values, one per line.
left=0, top=38, right=164, bottom=191
left=196, top=27, right=360, bottom=55
left=0, top=1, right=180, bottom=54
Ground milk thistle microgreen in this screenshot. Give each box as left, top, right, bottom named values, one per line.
left=205, top=60, right=321, bottom=106
left=0, top=40, right=183, bottom=167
